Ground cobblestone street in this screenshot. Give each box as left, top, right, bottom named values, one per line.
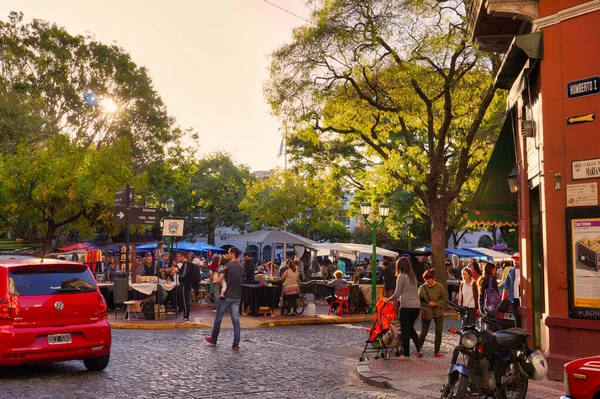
left=0, top=320, right=462, bottom=399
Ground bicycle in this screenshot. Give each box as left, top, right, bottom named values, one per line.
left=295, top=293, right=306, bottom=315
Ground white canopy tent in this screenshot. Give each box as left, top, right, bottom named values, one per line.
left=311, top=242, right=359, bottom=258
left=470, top=247, right=513, bottom=262
left=334, top=243, right=399, bottom=258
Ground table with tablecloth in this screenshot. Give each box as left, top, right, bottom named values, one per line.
left=241, top=284, right=281, bottom=317
left=129, top=282, right=177, bottom=295
left=300, top=280, right=334, bottom=296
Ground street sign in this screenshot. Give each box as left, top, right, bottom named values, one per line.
left=567, top=113, right=596, bottom=125
left=113, top=207, right=159, bottom=225
left=115, top=186, right=135, bottom=207
left=567, top=76, right=600, bottom=99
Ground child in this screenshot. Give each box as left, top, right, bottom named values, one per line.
left=216, top=256, right=228, bottom=299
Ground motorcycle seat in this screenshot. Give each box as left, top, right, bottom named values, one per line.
left=495, top=328, right=531, bottom=351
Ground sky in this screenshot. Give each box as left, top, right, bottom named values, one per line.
left=0, top=0, right=312, bottom=172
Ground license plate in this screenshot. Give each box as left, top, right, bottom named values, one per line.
left=504, top=313, right=515, bottom=320
left=48, top=333, right=72, bottom=345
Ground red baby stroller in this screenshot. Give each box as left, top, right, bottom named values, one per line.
left=359, top=300, right=401, bottom=361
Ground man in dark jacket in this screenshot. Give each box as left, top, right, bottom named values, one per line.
left=242, top=252, right=255, bottom=282
left=176, top=252, right=195, bottom=322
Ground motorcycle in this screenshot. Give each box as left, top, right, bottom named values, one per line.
left=440, top=301, right=548, bottom=399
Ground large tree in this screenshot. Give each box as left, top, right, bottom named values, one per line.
left=240, top=169, right=350, bottom=242
left=0, top=12, right=183, bottom=166
left=0, top=136, right=137, bottom=253
left=266, top=0, right=504, bottom=285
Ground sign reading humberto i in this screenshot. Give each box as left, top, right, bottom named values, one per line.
left=113, top=208, right=159, bottom=225
left=567, top=76, right=600, bottom=99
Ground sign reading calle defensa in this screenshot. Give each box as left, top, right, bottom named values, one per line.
left=567, top=76, right=600, bottom=99
left=573, top=158, right=600, bottom=180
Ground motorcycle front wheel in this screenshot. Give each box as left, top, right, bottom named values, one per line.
left=441, top=374, right=468, bottom=399
left=503, top=369, right=528, bottom=399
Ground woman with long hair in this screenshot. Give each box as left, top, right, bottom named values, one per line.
left=478, top=262, right=499, bottom=314
left=418, top=268, right=448, bottom=358
left=281, top=260, right=300, bottom=316
left=383, top=257, right=422, bottom=360
left=458, top=267, right=479, bottom=326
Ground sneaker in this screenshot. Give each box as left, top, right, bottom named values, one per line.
left=396, top=355, right=410, bottom=360
left=205, top=336, right=217, bottom=346
left=219, top=294, right=225, bottom=299
left=179, top=318, right=190, bottom=324
left=212, top=309, right=217, bottom=313
left=434, top=353, right=445, bottom=358
left=232, top=344, right=240, bottom=351
left=414, top=351, right=424, bottom=358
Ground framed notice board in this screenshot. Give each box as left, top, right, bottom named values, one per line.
left=566, top=206, right=600, bottom=319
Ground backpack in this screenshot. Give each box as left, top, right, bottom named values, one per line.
left=484, top=276, right=502, bottom=316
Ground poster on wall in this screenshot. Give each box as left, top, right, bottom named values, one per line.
left=566, top=207, right=600, bottom=320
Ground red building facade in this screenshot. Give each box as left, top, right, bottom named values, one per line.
left=468, top=0, right=600, bottom=380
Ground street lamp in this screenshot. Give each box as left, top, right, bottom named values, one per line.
left=164, top=197, right=175, bottom=253
left=304, top=207, right=312, bottom=238
left=507, top=167, right=518, bottom=194
left=361, top=202, right=390, bottom=314
left=406, top=212, right=414, bottom=250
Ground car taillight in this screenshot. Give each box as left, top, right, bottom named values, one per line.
left=98, top=294, right=107, bottom=316
left=0, top=298, right=13, bottom=320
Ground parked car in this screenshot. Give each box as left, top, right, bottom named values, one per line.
left=0, top=258, right=111, bottom=371
left=562, top=354, right=600, bottom=399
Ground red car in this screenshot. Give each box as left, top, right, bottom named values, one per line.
left=562, top=355, right=600, bottom=399
left=0, top=258, right=111, bottom=370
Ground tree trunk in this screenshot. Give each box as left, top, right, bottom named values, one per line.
left=430, top=207, right=448, bottom=289
left=43, top=222, right=56, bottom=255
left=207, top=226, right=216, bottom=246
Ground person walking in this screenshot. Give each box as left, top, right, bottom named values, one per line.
left=457, top=268, right=479, bottom=327
left=479, top=262, right=501, bottom=316
left=281, top=260, right=300, bottom=316
left=383, top=257, right=422, bottom=360
left=500, top=253, right=522, bottom=327
left=205, top=247, right=245, bottom=350
left=418, top=268, right=448, bottom=358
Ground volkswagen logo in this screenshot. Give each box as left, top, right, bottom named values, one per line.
left=54, top=301, right=65, bottom=311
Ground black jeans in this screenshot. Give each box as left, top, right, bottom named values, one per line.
left=399, top=307, right=421, bottom=356
left=419, top=315, right=444, bottom=354
left=179, top=283, right=192, bottom=319
left=512, top=298, right=521, bottom=328
left=463, top=308, right=477, bottom=328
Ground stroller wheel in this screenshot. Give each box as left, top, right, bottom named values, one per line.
left=375, top=355, right=379, bottom=360
left=384, top=352, right=390, bottom=360
left=359, top=356, right=365, bottom=362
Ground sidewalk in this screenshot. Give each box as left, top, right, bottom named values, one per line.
left=357, top=357, right=564, bottom=399
left=109, top=304, right=375, bottom=330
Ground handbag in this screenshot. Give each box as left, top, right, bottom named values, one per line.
left=283, top=285, right=299, bottom=295
left=420, top=287, right=434, bottom=321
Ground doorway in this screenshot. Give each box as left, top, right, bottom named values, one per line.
left=529, top=186, right=545, bottom=348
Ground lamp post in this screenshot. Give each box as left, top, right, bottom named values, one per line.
left=164, top=196, right=175, bottom=254
left=406, top=212, right=414, bottom=250
left=360, top=202, right=390, bottom=314
left=304, top=207, right=312, bottom=238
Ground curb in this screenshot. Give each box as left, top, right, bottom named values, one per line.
left=356, top=363, right=392, bottom=389
left=110, top=314, right=373, bottom=330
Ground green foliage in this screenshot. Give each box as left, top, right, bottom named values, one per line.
left=241, top=169, right=350, bottom=242
left=266, top=0, right=506, bottom=283
left=0, top=12, right=183, bottom=166
left=0, top=136, right=138, bottom=252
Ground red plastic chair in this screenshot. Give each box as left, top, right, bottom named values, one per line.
left=328, top=287, right=350, bottom=316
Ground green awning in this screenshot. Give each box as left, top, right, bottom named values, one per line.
left=468, top=113, right=518, bottom=226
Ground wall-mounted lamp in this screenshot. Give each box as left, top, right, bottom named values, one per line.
left=507, top=167, right=519, bottom=194
left=554, top=172, right=562, bottom=191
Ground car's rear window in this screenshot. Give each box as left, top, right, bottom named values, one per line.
left=9, top=267, right=97, bottom=296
